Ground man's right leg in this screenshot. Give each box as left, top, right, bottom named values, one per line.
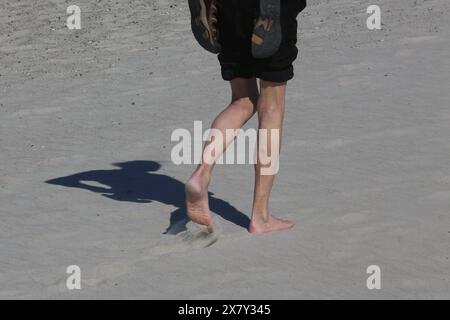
left=249, top=80, right=294, bottom=234
left=186, top=78, right=259, bottom=232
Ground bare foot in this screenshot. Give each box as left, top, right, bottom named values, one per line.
left=185, top=169, right=213, bottom=233
left=248, top=215, right=294, bottom=234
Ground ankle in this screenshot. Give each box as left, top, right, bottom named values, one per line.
left=251, top=212, right=270, bottom=225
left=189, top=166, right=211, bottom=188
left=197, top=164, right=213, bottom=177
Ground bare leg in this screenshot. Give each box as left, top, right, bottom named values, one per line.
left=249, top=80, right=294, bottom=234
left=186, top=78, right=259, bottom=232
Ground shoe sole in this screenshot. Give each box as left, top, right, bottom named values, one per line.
left=252, top=0, right=282, bottom=59
left=189, top=0, right=221, bottom=54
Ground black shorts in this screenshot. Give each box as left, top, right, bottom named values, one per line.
left=217, top=0, right=307, bottom=83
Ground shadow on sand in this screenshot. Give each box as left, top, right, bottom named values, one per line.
left=46, top=161, right=250, bottom=234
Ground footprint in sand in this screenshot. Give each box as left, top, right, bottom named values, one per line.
left=334, top=212, right=370, bottom=225
left=428, top=191, right=450, bottom=201
left=142, top=220, right=222, bottom=258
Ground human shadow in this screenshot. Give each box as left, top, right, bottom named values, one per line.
left=45, top=161, right=250, bottom=234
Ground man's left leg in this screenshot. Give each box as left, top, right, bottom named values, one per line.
left=186, top=78, right=259, bottom=232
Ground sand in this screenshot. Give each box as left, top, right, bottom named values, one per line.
left=0, top=0, right=449, bottom=299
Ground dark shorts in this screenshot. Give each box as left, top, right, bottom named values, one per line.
left=217, top=0, right=307, bottom=83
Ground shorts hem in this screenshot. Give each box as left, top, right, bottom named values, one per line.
left=221, top=65, right=294, bottom=83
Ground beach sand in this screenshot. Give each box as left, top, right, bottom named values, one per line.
left=0, top=0, right=449, bottom=299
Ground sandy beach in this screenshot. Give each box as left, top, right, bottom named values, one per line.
left=0, top=0, right=449, bottom=299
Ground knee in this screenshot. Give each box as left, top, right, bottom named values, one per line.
left=232, top=97, right=258, bottom=117
left=257, top=102, right=285, bottom=119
